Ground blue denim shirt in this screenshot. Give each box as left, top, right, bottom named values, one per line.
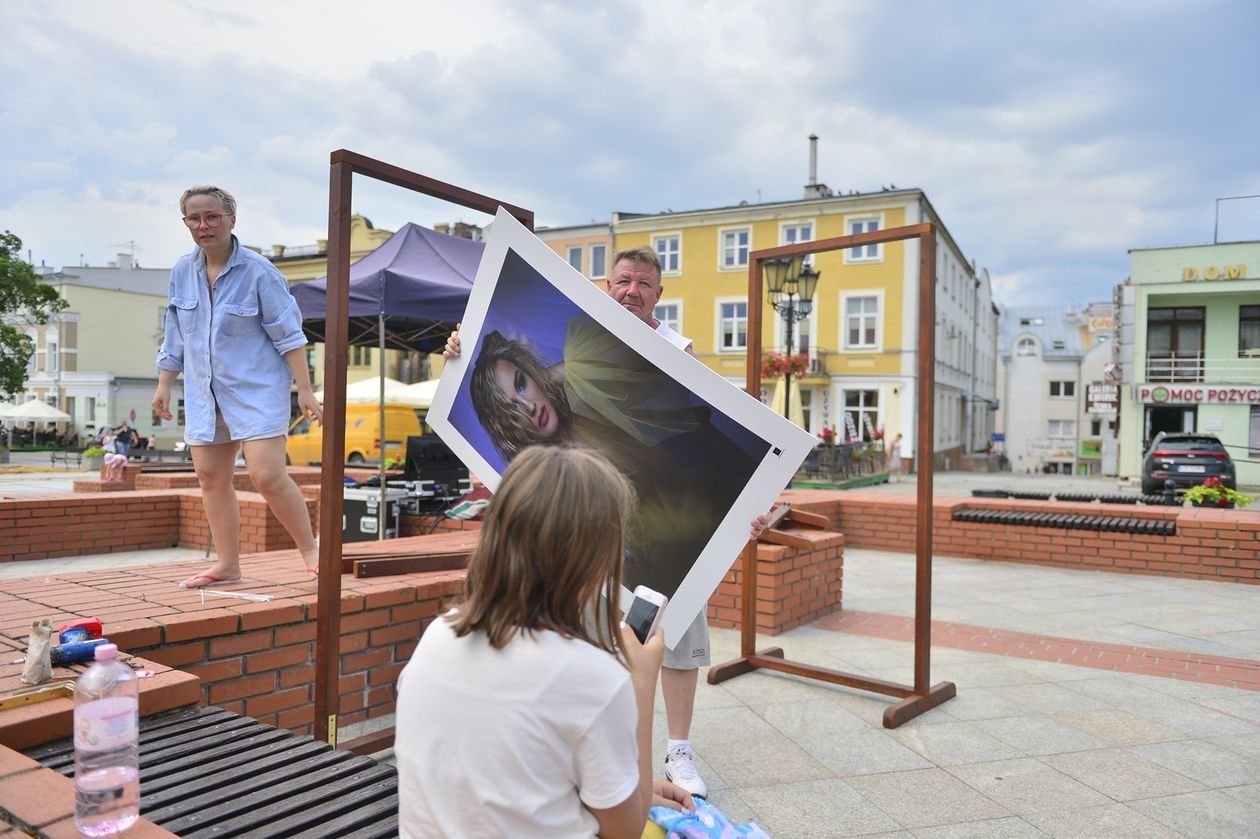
left=156, top=236, right=307, bottom=443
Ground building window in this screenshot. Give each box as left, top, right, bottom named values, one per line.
left=351, top=346, right=372, bottom=367
left=653, top=234, right=681, bottom=275
left=1146, top=307, right=1205, bottom=381
left=1016, top=337, right=1036, bottom=356
left=1048, top=419, right=1075, bottom=438
left=1240, top=305, right=1260, bottom=357
left=1049, top=381, right=1075, bottom=398
left=845, top=216, right=881, bottom=262
left=843, top=295, right=879, bottom=350
left=1090, top=419, right=1102, bottom=436
left=1251, top=406, right=1260, bottom=456
left=800, top=387, right=813, bottom=432
left=843, top=389, right=880, bottom=441
left=718, top=301, right=747, bottom=352
left=566, top=245, right=583, bottom=272
left=46, top=338, right=59, bottom=373
left=655, top=302, right=681, bottom=334
left=589, top=244, right=607, bottom=279
left=781, top=221, right=814, bottom=265
left=719, top=228, right=750, bottom=269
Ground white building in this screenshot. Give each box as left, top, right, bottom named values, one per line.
left=20, top=252, right=183, bottom=444
left=996, top=304, right=1116, bottom=475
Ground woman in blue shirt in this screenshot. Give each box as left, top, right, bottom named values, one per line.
left=153, top=185, right=323, bottom=588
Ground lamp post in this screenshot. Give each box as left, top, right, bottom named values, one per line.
left=765, top=255, right=821, bottom=422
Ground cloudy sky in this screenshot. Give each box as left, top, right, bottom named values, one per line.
left=3, top=0, right=1256, bottom=305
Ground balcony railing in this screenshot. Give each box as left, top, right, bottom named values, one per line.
left=1144, top=352, right=1260, bottom=383
left=796, top=441, right=886, bottom=483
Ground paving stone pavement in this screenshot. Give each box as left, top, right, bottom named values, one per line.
left=659, top=547, right=1260, bottom=837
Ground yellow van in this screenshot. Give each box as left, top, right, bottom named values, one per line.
left=286, top=403, right=423, bottom=466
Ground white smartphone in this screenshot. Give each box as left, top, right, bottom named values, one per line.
left=625, top=585, right=669, bottom=644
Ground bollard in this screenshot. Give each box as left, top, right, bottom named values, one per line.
left=1163, top=479, right=1180, bottom=506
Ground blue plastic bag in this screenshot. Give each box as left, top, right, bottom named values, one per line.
left=649, top=797, right=771, bottom=838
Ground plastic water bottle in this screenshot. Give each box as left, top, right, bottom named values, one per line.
left=74, top=643, right=139, bottom=837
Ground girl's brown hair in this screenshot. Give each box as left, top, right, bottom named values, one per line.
left=469, top=331, right=574, bottom=462
left=450, top=446, right=634, bottom=658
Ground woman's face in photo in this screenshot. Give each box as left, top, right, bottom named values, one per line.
left=494, top=360, right=559, bottom=437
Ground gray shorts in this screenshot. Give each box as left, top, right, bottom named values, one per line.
left=187, top=409, right=281, bottom=446
left=664, top=611, right=710, bottom=669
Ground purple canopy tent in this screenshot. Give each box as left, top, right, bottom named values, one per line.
left=291, top=221, right=484, bottom=353
left=291, top=222, right=484, bottom=537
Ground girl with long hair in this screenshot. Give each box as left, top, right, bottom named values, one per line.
left=394, top=446, right=692, bottom=838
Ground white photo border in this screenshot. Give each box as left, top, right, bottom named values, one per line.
left=428, top=207, right=816, bottom=647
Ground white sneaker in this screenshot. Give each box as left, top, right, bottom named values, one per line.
left=664, top=745, right=708, bottom=798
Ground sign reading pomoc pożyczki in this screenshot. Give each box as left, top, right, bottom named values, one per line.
left=1135, top=384, right=1260, bottom=405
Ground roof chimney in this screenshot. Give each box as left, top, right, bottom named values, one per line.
left=803, top=134, right=833, bottom=199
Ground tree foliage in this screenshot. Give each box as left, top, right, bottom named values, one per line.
left=0, top=231, right=68, bottom=398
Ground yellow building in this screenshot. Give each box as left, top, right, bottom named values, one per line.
left=539, top=189, right=997, bottom=468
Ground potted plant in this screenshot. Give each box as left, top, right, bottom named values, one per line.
left=1183, top=477, right=1253, bottom=509
left=82, top=446, right=108, bottom=471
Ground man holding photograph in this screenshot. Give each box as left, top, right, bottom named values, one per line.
left=446, top=246, right=767, bottom=799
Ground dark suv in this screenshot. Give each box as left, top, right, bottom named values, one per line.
left=1141, top=433, right=1236, bottom=495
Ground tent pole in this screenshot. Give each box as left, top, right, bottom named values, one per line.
left=378, top=309, right=387, bottom=540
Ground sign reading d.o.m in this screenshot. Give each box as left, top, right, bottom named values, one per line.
left=1182, top=264, right=1247, bottom=282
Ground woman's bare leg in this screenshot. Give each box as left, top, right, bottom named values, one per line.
left=188, top=442, right=243, bottom=582
left=242, top=436, right=317, bottom=572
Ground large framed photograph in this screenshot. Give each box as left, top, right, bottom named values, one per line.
left=428, top=208, right=815, bottom=646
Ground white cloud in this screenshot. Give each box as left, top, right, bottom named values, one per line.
left=1, top=0, right=1256, bottom=303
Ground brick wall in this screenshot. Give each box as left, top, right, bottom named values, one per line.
left=0, top=489, right=316, bottom=563
left=113, top=576, right=463, bottom=737
left=706, top=529, right=845, bottom=635
left=784, top=489, right=1260, bottom=584
left=399, top=512, right=846, bottom=637
left=175, top=493, right=317, bottom=555
left=1, top=492, right=181, bottom=562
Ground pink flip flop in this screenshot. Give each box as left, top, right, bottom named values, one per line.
left=179, top=573, right=244, bottom=590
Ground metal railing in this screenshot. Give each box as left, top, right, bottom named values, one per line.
left=796, top=441, right=886, bottom=482
left=1144, top=352, right=1260, bottom=383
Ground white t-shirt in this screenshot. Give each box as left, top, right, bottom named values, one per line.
left=655, top=321, right=694, bottom=354
left=395, top=614, right=640, bottom=839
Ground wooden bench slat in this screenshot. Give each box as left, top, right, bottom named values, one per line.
left=140, top=739, right=334, bottom=802
left=26, top=705, right=399, bottom=838
left=170, top=765, right=396, bottom=838
left=141, top=744, right=366, bottom=822
left=286, top=794, right=401, bottom=839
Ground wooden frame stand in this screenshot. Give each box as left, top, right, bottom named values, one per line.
left=314, top=149, right=532, bottom=744
left=707, top=223, right=956, bottom=728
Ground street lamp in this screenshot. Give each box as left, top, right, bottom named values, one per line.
left=765, top=255, right=821, bottom=421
